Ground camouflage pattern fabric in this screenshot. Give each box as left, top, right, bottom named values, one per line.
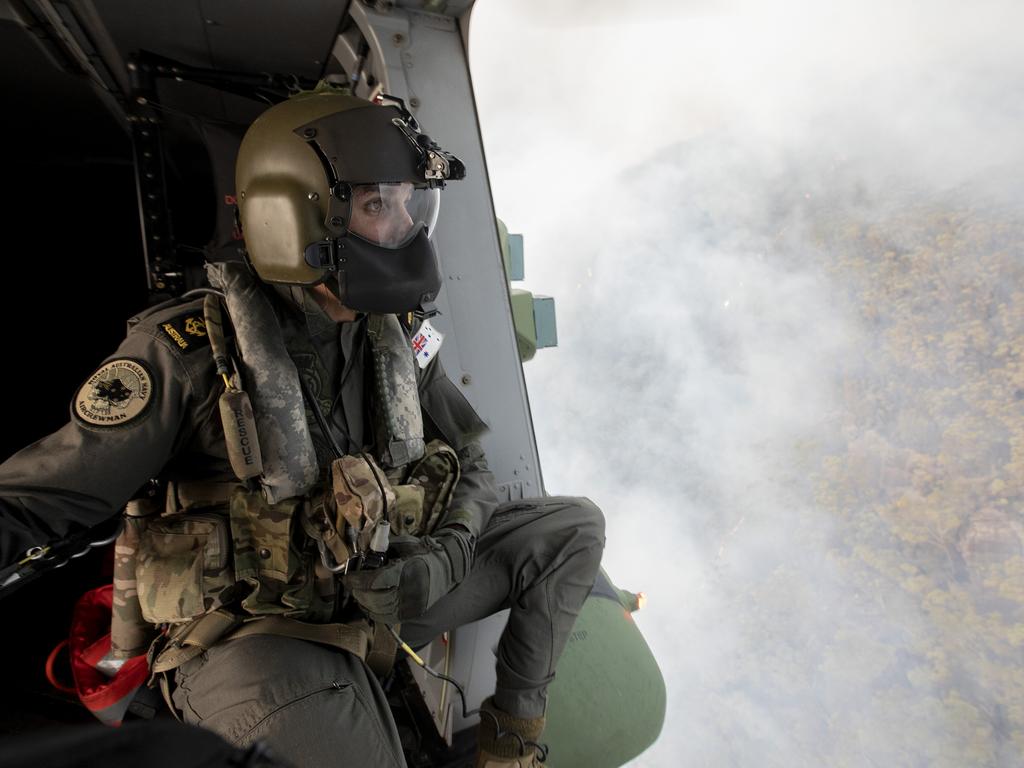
left=325, top=444, right=459, bottom=551
left=391, top=485, right=426, bottom=537
left=391, top=439, right=461, bottom=537
left=135, top=512, right=235, bottom=625
left=229, top=489, right=333, bottom=621
left=110, top=499, right=159, bottom=658
left=330, top=454, right=396, bottom=557
left=366, top=313, right=425, bottom=469
left=201, top=293, right=231, bottom=375
left=404, top=439, right=461, bottom=536
left=206, top=262, right=319, bottom=504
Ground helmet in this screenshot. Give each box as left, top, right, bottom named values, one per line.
left=235, top=83, right=465, bottom=314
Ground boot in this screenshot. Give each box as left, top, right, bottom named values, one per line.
left=474, top=697, right=546, bottom=768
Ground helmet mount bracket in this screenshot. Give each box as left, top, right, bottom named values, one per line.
left=304, top=238, right=347, bottom=271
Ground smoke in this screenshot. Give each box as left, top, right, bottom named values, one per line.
left=471, top=1, right=1024, bottom=766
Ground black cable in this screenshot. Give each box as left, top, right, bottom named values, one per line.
left=297, top=373, right=346, bottom=460
left=359, top=452, right=390, bottom=526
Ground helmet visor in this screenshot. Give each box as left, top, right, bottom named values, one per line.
left=348, top=183, right=440, bottom=248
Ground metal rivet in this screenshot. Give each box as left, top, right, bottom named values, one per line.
left=303, top=128, right=317, bottom=139
left=309, top=192, right=319, bottom=201
left=330, top=217, right=344, bottom=227
left=410, top=97, right=420, bottom=109
left=392, top=33, right=405, bottom=45
left=461, top=374, right=472, bottom=385
left=259, top=548, right=271, bottom=560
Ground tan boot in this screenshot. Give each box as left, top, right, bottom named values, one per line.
left=475, top=697, right=546, bottom=768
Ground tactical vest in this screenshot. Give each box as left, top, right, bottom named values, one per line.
left=111, top=263, right=460, bottom=665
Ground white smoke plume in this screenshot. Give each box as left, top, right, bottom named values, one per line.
left=471, top=1, right=1024, bottom=766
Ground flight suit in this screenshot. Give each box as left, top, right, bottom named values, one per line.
left=0, top=285, right=605, bottom=765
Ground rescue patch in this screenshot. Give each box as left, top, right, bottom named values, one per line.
left=157, top=313, right=210, bottom=354
left=74, top=359, right=154, bottom=428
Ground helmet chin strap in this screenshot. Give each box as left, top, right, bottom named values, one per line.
left=269, top=283, right=351, bottom=324
left=270, top=283, right=310, bottom=313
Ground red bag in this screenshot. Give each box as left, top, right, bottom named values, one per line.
left=64, top=584, right=150, bottom=725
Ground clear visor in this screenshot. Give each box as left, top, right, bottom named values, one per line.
left=347, top=183, right=440, bottom=248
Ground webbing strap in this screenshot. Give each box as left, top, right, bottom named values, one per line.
left=167, top=480, right=238, bottom=511
left=202, top=293, right=231, bottom=375
left=158, top=674, right=182, bottom=723
left=365, top=621, right=400, bottom=678
left=151, top=611, right=393, bottom=675
left=228, top=616, right=370, bottom=660
left=151, top=610, right=241, bottom=674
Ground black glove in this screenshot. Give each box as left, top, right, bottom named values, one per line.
left=343, top=527, right=473, bottom=625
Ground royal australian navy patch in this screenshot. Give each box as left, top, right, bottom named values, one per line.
left=157, top=313, right=210, bottom=354
left=74, top=359, right=154, bottom=428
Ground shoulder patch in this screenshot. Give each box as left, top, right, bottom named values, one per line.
left=157, top=313, right=211, bottom=354
left=74, top=358, right=155, bottom=428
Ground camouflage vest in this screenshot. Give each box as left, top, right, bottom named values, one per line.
left=110, top=268, right=459, bottom=658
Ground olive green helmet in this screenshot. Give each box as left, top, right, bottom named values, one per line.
left=235, top=83, right=465, bottom=313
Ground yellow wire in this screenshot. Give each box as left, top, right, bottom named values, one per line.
left=439, top=633, right=451, bottom=721
left=399, top=639, right=426, bottom=667
left=388, top=625, right=426, bottom=667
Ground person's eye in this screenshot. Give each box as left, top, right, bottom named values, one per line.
left=364, top=198, right=384, bottom=215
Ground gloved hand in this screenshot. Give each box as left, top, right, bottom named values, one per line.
left=343, top=527, right=473, bottom=625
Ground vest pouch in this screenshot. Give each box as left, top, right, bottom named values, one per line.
left=331, top=454, right=396, bottom=555
left=111, top=498, right=160, bottom=658
left=135, top=512, right=233, bottom=625
left=392, top=485, right=426, bottom=537
left=392, top=439, right=461, bottom=537
left=229, top=489, right=331, bottom=620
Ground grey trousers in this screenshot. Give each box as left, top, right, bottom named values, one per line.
left=172, top=496, right=605, bottom=767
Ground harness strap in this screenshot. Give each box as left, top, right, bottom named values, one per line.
left=165, top=480, right=239, bottom=512
left=365, top=621, right=401, bottom=677
left=228, top=615, right=370, bottom=660
left=150, top=609, right=241, bottom=674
